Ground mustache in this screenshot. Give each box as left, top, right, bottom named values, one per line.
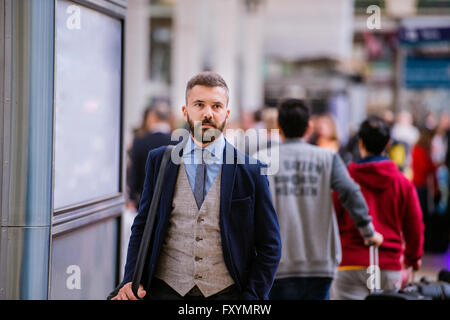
left=198, top=118, right=216, bottom=127
left=187, top=114, right=226, bottom=144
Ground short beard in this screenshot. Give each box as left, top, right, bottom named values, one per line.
left=187, top=113, right=226, bottom=145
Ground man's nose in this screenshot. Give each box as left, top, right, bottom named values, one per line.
left=202, top=106, right=213, bottom=119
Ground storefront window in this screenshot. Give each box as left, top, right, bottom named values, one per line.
left=54, top=0, right=122, bottom=210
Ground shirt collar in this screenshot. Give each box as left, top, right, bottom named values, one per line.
left=357, top=155, right=389, bottom=164
left=283, top=137, right=304, bottom=144
left=183, top=134, right=225, bottom=161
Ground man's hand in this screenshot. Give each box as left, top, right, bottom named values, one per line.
left=111, top=282, right=146, bottom=300
left=404, top=259, right=421, bottom=272
left=364, top=231, right=383, bottom=248
left=126, top=200, right=137, bottom=211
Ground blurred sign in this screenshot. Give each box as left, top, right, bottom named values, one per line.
left=404, top=56, right=450, bottom=88
left=385, top=0, right=417, bottom=18
left=399, top=26, right=450, bottom=45
left=263, top=0, right=354, bottom=60
left=399, top=16, right=450, bottom=46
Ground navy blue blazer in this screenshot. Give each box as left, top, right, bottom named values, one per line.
left=121, top=140, right=282, bottom=300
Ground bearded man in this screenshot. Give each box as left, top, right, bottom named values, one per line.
left=112, top=71, right=281, bottom=300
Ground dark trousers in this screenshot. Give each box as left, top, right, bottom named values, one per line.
left=145, top=277, right=240, bottom=300
left=269, top=277, right=333, bottom=300
left=416, top=186, right=429, bottom=217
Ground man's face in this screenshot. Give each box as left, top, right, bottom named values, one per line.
left=182, top=85, right=230, bottom=145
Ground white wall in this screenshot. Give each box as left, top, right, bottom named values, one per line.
left=171, top=0, right=241, bottom=120
left=263, top=0, right=354, bottom=61
left=124, top=0, right=150, bottom=147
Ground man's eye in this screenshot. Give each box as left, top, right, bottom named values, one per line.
left=213, top=105, right=221, bottom=109
left=195, top=103, right=203, bottom=107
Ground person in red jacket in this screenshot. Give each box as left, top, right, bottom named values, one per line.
left=411, top=128, right=440, bottom=217
left=331, top=116, right=424, bottom=300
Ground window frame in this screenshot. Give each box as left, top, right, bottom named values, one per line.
left=51, top=0, right=127, bottom=228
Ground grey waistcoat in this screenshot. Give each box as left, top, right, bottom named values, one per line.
left=154, top=162, right=234, bottom=297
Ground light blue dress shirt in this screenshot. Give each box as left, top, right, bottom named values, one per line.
left=182, top=134, right=225, bottom=197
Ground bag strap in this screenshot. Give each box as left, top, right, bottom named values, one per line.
left=131, top=145, right=174, bottom=299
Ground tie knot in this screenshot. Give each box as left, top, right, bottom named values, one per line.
left=194, top=148, right=212, bottom=165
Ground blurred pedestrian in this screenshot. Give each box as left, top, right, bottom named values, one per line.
left=331, top=116, right=424, bottom=300
left=412, top=127, right=448, bottom=252
left=127, top=101, right=174, bottom=210
left=446, top=116, right=450, bottom=217
left=260, top=107, right=280, bottom=150
left=381, top=109, right=395, bottom=128
left=238, top=107, right=280, bottom=156
left=382, top=109, right=408, bottom=172
left=253, top=109, right=265, bottom=130
left=425, top=110, right=438, bottom=131
left=310, top=113, right=340, bottom=152
left=431, top=111, right=449, bottom=166
left=412, top=128, right=440, bottom=217
left=432, top=111, right=449, bottom=214
left=447, top=116, right=450, bottom=171
left=255, top=99, right=382, bottom=300
left=390, top=110, right=420, bottom=179
left=391, top=110, right=419, bottom=152
left=132, top=101, right=165, bottom=139
left=340, top=132, right=360, bottom=166
left=431, top=112, right=450, bottom=251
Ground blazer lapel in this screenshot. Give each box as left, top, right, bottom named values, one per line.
left=159, top=144, right=182, bottom=220
left=220, top=141, right=237, bottom=219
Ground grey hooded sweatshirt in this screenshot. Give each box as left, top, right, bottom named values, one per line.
left=255, top=139, right=374, bottom=279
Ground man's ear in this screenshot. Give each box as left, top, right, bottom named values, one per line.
left=182, top=106, right=187, bottom=120
left=358, top=138, right=365, bottom=154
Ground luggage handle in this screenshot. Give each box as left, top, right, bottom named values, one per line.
left=368, top=243, right=380, bottom=293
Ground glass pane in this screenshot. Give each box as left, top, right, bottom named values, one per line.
left=50, top=218, right=118, bottom=299
left=150, top=17, right=172, bottom=83
left=54, top=0, right=122, bottom=209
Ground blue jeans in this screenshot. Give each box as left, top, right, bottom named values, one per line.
left=269, top=277, right=333, bottom=300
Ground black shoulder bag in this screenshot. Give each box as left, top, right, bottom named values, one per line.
left=107, top=145, right=173, bottom=300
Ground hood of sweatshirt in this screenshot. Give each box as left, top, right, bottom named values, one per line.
left=348, top=159, right=400, bottom=190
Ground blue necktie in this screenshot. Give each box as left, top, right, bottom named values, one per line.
left=193, top=149, right=206, bottom=210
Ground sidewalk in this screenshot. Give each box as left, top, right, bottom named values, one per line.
left=416, top=248, right=450, bottom=280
